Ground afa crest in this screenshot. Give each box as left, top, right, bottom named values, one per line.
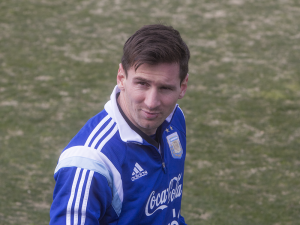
left=166, top=132, right=183, bottom=159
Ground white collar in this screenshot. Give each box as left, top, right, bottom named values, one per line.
left=104, top=85, right=177, bottom=143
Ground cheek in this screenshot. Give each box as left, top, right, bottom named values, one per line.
left=127, top=90, right=144, bottom=106
left=163, top=95, right=179, bottom=107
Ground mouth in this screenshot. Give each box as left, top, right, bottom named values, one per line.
left=141, top=110, right=160, bottom=119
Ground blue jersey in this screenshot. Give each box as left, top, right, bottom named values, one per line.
left=50, top=86, right=187, bottom=225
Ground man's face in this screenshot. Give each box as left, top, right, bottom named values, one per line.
left=117, top=62, right=188, bottom=136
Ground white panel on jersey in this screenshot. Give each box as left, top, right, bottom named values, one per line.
left=56, top=146, right=124, bottom=216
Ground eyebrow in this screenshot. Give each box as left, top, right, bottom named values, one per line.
left=133, top=77, right=177, bottom=89
left=133, top=77, right=150, bottom=83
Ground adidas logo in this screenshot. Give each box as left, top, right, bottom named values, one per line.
left=131, top=163, right=148, bottom=181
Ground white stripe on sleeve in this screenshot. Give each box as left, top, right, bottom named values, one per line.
left=74, top=169, right=87, bottom=225
left=84, top=115, right=110, bottom=147
left=66, top=168, right=81, bottom=225
left=97, top=125, right=118, bottom=151
left=57, top=146, right=123, bottom=204
left=91, top=119, right=115, bottom=149
left=81, top=171, right=94, bottom=225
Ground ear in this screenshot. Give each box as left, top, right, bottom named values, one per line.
left=178, top=74, right=189, bottom=99
left=117, top=63, right=126, bottom=91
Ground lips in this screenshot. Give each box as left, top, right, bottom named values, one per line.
left=141, top=110, right=160, bottom=119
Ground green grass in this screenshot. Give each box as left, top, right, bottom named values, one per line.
left=1, top=0, right=300, bottom=224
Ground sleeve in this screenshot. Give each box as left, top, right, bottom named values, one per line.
left=179, top=214, right=187, bottom=225
left=49, top=167, right=112, bottom=225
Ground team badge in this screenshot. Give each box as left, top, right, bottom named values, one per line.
left=166, top=132, right=183, bottom=159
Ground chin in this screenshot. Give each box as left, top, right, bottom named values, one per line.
left=141, top=122, right=160, bottom=131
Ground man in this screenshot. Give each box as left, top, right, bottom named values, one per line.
left=50, top=24, right=190, bottom=225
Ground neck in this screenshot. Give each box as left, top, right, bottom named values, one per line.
left=117, top=92, right=157, bottom=136
left=116, top=92, right=159, bottom=148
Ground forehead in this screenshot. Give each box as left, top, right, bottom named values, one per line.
left=128, top=63, right=180, bottom=84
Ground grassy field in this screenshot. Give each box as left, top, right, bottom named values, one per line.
left=0, top=0, right=300, bottom=224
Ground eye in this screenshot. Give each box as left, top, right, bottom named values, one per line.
left=136, top=81, right=149, bottom=88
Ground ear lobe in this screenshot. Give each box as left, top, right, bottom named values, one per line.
left=178, top=73, right=189, bottom=99
left=117, top=63, right=126, bottom=90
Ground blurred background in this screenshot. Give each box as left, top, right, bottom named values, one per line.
left=0, top=0, right=299, bottom=224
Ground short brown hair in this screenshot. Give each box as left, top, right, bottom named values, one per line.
left=121, top=24, right=190, bottom=83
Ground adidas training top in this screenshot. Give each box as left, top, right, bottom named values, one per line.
left=50, top=85, right=188, bottom=225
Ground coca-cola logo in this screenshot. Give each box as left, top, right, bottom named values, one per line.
left=145, top=174, right=182, bottom=216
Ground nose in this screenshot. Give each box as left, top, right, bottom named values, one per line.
left=144, top=88, right=160, bottom=110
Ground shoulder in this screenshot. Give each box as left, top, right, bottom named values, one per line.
left=54, top=144, right=125, bottom=216
left=63, top=109, right=119, bottom=151
left=57, top=107, right=128, bottom=174
left=52, top=107, right=127, bottom=220
left=168, top=105, right=186, bottom=134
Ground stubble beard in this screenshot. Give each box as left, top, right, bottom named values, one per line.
left=130, top=108, right=161, bottom=133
